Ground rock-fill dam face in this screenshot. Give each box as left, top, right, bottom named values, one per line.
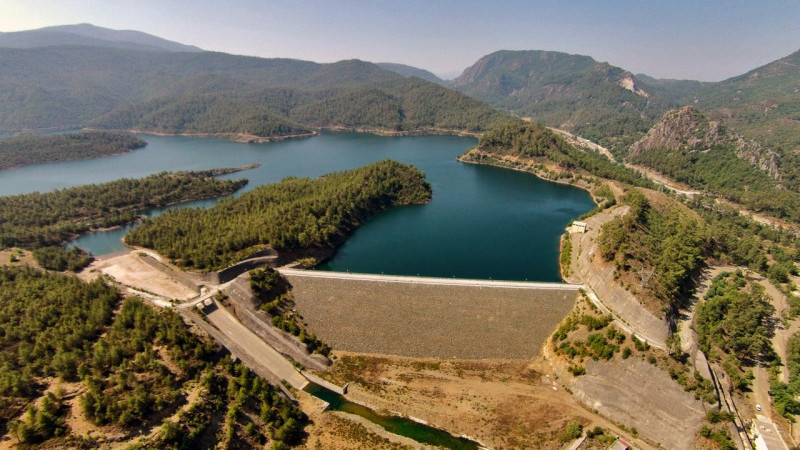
left=282, top=270, right=581, bottom=359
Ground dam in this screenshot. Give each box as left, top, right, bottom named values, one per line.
left=280, top=269, right=582, bottom=359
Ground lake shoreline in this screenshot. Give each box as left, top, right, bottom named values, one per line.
left=30, top=133, right=591, bottom=282
left=457, top=147, right=599, bottom=202
left=85, top=126, right=483, bottom=143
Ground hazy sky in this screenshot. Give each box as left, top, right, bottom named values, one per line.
left=2, top=0, right=799, bottom=81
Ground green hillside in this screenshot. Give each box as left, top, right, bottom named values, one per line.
left=449, top=50, right=677, bottom=152
left=471, top=121, right=649, bottom=187
left=695, top=49, right=800, bottom=151
left=376, top=62, right=443, bottom=84
left=684, top=49, right=800, bottom=193
left=91, top=94, right=312, bottom=139
left=125, top=160, right=432, bottom=271
left=0, top=46, right=508, bottom=136
left=0, top=131, right=145, bottom=169
left=628, top=106, right=800, bottom=221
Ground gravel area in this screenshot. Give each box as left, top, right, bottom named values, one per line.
left=286, top=275, right=578, bottom=359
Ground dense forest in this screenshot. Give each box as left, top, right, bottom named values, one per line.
left=92, top=94, right=313, bottom=139
left=0, top=46, right=510, bottom=137
left=473, top=121, right=651, bottom=187
left=32, top=246, right=93, bottom=272
left=597, top=190, right=710, bottom=315
left=696, top=272, right=774, bottom=364
left=695, top=271, right=775, bottom=392
left=126, top=160, right=432, bottom=271
left=0, top=131, right=145, bottom=170
left=0, top=171, right=247, bottom=249
left=0, top=267, right=307, bottom=447
left=771, top=332, right=800, bottom=418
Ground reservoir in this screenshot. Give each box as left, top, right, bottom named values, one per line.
left=0, top=132, right=594, bottom=281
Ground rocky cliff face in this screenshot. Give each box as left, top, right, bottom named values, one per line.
left=629, top=106, right=780, bottom=179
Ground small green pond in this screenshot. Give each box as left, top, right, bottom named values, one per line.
left=303, top=383, right=480, bottom=449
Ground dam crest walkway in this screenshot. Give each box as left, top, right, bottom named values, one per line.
left=277, top=268, right=583, bottom=291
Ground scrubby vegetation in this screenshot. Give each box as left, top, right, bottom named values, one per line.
left=474, top=122, right=651, bottom=187
left=0, top=266, right=119, bottom=429
left=126, top=160, right=432, bottom=271
left=770, top=333, right=800, bottom=418
left=149, top=360, right=307, bottom=449
left=552, top=293, right=622, bottom=363
left=0, top=131, right=145, bottom=170
left=597, top=189, right=709, bottom=315
left=560, top=233, right=572, bottom=277
left=0, top=266, right=308, bottom=447
left=698, top=425, right=736, bottom=450
left=0, top=170, right=247, bottom=249
left=250, top=268, right=330, bottom=355
left=554, top=292, right=717, bottom=403
left=696, top=271, right=775, bottom=364
left=629, top=134, right=800, bottom=222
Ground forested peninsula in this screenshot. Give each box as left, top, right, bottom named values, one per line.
left=0, top=170, right=248, bottom=249
left=461, top=121, right=651, bottom=188
left=125, top=160, right=432, bottom=271
left=0, top=131, right=146, bottom=170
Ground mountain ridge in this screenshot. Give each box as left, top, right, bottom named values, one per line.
left=0, top=45, right=510, bottom=136
left=376, top=63, right=443, bottom=84
left=448, top=49, right=673, bottom=153
left=0, top=23, right=203, bottom=53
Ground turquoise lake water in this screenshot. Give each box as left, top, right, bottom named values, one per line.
left=0, top=132, right=594, bottom=281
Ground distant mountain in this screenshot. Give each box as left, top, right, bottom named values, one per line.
left=629, top=49, right=800, bottom=196
left=694, top=48, right=800, bottom=152
left=449, top=50, right=676, bottom=153
left=0, top=43, right=510, bottom=136
left=0, top=23, right=203, bottom=53
left=634, top=74, right=709, bottom=103
left=376, top=63, right=443, bottom=84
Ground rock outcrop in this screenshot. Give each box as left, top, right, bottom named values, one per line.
left=629, top=106, right=780, bottom=179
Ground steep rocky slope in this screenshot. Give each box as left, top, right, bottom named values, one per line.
left=629, top=106, right=780, bottom=179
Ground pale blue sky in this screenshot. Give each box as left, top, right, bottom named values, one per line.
left=2, top=0, right=799, bottom=81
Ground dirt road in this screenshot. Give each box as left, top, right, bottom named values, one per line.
left=205, top=302, right=309, bottom=390
left=566, top=205, right=669, bottom=348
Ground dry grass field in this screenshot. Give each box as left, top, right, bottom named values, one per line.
left=286, top=275, right=579, bottom=359
left=308, top=352, right=643, bottom=450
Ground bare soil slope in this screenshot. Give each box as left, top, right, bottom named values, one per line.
left=570, top=357, right=705, bottom=449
